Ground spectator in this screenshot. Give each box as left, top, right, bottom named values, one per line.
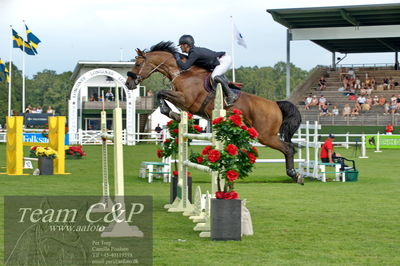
left=389, top=77, right=397, bottom=90
left=25, top=104, right=33, bottom=113
left=362, top=102, right=371, bottom=111
left=307, top=95, right=319, bottom=109
left=155, top=123, right=162, bottom=133
left=318, top=76, right=327, bottom=91
left=93, top=93, right=99, bottom=101
left=396, top=94, right=400, bottom=109
left=339, top=68, right=347, bottom=81
left=318, top=95, right=327, bottom=109
left=360, top=86, right=367, bottom=96
left=332, top=106, right=339, bottom=116
left=319, top=104, right=331, bottom=116
left=383, top=77, right=389, bottom=89
left=390, top=101, right=397, bottom=115
left=356, top=95, right=366, bottom=109
left=147, top=90, right=154, bottom=97
left=371, top=77, right=376, bottom=88
left=36, top=105, right=43, bottom=113
left=378, top=96, right=386, bottom=106
left=365, top=76, right=371, bottom=87
left=347, top=68, right=355, bottom=79
left=320, top=134, right=341, bottom=163
left=46, top=106, right=55, bottom=114
left=343, top=76, right=349, bottom=89
left=351, top=105, right=359, bottom=116
left=349, top=76, right=355, bottom=90
left=89, top=96, right=95, bottom=101
left=372, top=95, right=379, bottom=106
left=384, top=102, right=390, bottom=115
left=390, top=94, right=397, bottom=105
left=304, top=94, right=312, bottom=110
left=386, top=123, right=393, bottom=135
left=365, top=96, right=373, bottom=106
left=366, top=84, right=373, bottom=96
left=354, top=76, right=361, bottom=89
left=342, top=104, right=351, bottom=117
left=105, top=90, right=114, bottom=101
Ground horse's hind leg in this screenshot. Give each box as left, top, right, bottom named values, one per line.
left=260, top=135, right=304, bottom=185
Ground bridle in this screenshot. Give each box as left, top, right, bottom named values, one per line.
left=127, top=54, right=182, bottom=85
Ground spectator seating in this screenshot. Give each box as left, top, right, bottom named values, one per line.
left=293, top=68, right=400, bottom=125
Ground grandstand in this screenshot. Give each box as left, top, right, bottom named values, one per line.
left=267, top=3, right=400, bottom=126
left=290, top=66, right=400, bottom=126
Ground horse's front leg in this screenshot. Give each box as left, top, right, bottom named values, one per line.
left=157, top=90, right=185, bottom=122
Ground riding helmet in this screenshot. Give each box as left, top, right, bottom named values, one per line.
left=178, top=35, right=195, bottom=47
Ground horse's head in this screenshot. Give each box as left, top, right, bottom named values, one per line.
left=126, top=41, right=178, bottom=90
left=125, top=48, right=152, bottom=89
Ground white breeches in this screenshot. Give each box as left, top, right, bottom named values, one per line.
left=211, top=54, right=232, bottom=78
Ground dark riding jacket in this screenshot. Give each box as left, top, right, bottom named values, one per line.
left=175, top=46, right=225, bottom=71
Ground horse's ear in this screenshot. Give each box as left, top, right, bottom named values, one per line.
left=136, top=48, right=145, bottom=57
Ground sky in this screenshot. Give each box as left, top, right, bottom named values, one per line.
left=0, top=0, right=399, bottom=77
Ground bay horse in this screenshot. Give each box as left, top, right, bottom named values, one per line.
left=125, top=41, right=303, bottom=185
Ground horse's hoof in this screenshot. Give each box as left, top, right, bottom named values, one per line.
left=169, top=112, right=181, bottom=122
left=297, top=175, right=304, bottom=186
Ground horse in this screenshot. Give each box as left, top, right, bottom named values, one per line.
left=125, top=41, right=303, bottom=185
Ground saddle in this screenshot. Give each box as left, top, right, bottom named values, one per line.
left=197, top=74, right=243, bottom=118
left=204, top=73, right=243, bottom=93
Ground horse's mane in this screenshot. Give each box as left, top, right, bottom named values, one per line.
left=150, top=41, right=178, bottom=54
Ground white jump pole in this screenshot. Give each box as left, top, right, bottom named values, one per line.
left=211, top=84, right=226, bottom=194
left=101, top=85, right=144, bottom=238
left=297, top=125, right=303, bottom=167
left=375, top=132, right=382, bottom=153
left=359, top=134, right=368, bottom=158
left=313, top=121, right=319, bottom=179
left=91, top=91, right=114, bottom=213
left=305, top=121, right=310, bottom=175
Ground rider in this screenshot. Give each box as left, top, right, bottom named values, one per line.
left=174, top=34, right=238, bottom=106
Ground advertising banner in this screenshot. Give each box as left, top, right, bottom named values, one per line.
left=366, top=134, right=400, bottom=149
left=24, top=113, right=54, bottom=126
left=23, top=133, right=70, bottom=145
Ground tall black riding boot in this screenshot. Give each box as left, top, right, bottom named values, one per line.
left=213, top=75, right=238, bottom=107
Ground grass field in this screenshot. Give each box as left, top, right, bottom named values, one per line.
left=0, top=143, right=399, bottom=265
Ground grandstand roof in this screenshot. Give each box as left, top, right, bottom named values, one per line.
left=267, top=4, right=400, bottom=53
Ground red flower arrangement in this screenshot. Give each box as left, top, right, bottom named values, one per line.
left=65, top=145, right=86, bottom=159
left=189, top=109, right=259, bottom=199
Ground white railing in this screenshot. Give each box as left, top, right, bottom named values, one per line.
left=76, top=130, right=162, bottom=145
left=0, top=132, right=6, bottom=142
left=0, top=129, right=398, bottom=152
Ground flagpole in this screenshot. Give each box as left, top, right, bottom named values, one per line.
left=22, top=20, right=26, bottom=113
left=8, top=26, right=13, bottom=117
left=230, top=16, right=236, bottom=82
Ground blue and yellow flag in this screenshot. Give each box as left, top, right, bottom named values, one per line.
left=12, top=29, right=36, bottom=56
left=12, top=29, right=24, bottom=50
left=24, top=41, right=36, bottom=55
left=25, top=24, right=41, bottom=53
left=0, top=59, right=10, bottom=83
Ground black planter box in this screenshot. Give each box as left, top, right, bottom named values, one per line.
left=38, top=157, right=54, bottom=175
left=211, top=198, right=242, bottom=241
left=170, top=175, right=192, bottom=203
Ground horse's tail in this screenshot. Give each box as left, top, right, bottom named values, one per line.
left=276, top=101, right=302, bottom=143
